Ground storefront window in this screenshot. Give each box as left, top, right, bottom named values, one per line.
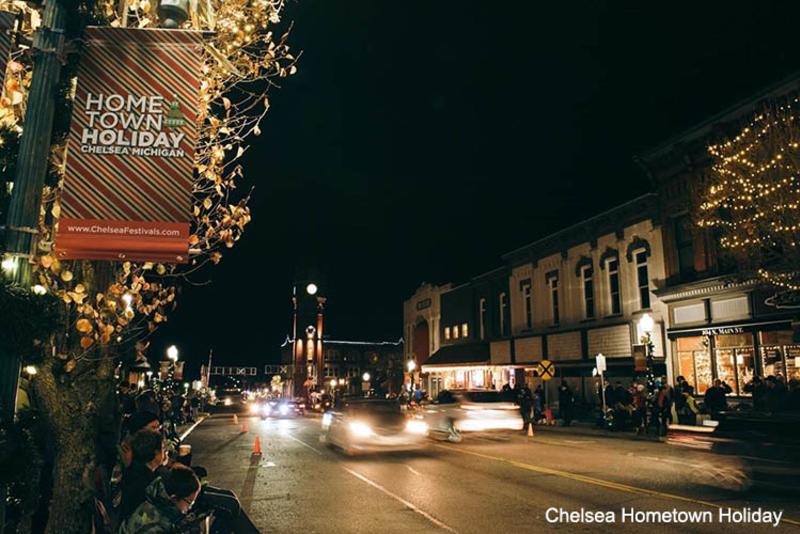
left=676, top=336, right=712, bottom=393
left=759, top=331, right=793, bottom=380
left=715, top=333, right=754, bottom=396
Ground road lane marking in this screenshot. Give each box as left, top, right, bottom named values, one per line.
left=286, top=434, right=323, bottom=455
left=407, top=465, right=422, bottom=476
left=342, top=467, right=459, bottom=533
left=288, top=433, right=457, bottom=532
left=434, top=444, right=800, bottom=527
left=179, top=416, right=207, bottom=441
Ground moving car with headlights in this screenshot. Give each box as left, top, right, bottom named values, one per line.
left=251, top=398, right=305, bottom=419
left=321, top=398, right=429, bottom=455
left=423, top=389, right=523, bottom=442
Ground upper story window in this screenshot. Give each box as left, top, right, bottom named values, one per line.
left=581, top=265, right=595, bottom=319
left=452, top=325, right=460, bottom=339
left=444, top=326, right=450, bottom=341
left=635, top=249, right=650, bottom=309
left=607, top=258, right=621, bottom=315
left=479, top=298, right=486, bottom=340
left=499, top=292, right=508, bottom=337
left=546, top=272, right=559, bottom=325
left=461, top=323, right=469, bottom=338
left=520, top=279, right=532, bottom=330
left=674, top=214, right=695, bottom=281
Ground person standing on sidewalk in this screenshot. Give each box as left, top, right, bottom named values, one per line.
left=558, top=381, right=574, bottom=427
left=517, top=383, right=534, bottom=433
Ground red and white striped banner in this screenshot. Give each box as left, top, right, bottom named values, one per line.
left=55, top=27, right=203, bottom=263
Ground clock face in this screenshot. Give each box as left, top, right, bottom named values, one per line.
left=306, top=283, right=318, bottom=295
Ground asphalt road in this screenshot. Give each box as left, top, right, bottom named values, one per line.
left=187, top=415, right=800, bottom=533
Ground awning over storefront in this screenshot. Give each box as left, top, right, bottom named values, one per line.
left=422, top=342, right=490, bottom=369
left=667, top=319, right=792, bottom=339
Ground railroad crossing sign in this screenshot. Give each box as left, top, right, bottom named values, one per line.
left=537, top=359, right=555, bottom=381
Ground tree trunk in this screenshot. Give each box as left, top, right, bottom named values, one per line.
left=33, top=338, right=117, bottom=532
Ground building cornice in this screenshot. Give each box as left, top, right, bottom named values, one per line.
left=653, top=276, right=758, bottom=303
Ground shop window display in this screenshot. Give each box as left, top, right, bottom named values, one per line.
left=715, top=333, right=754, bottom=396
left=676, top=336, right=712, bottom=393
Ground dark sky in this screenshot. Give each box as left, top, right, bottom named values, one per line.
left=152, top=1, right=800, bottom=376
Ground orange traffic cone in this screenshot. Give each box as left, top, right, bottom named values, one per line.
left=527, top=422, right=534, bottom=438
left=241, top=421, right=248, bottom=433
left=252, top=436, right=262, bottom=456
left=233, top=414, right=239, bottom=426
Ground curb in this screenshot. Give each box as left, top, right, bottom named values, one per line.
left=533, top=423, right=664, bottom=443
left=179, top=415, right=208, bottom=441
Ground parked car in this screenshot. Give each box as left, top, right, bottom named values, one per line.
left=321, top=398, right=428, bottom=455
left=422, top=389, right=523, bottom=442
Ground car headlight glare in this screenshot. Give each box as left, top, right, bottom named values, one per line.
left=279, top=404, right=289, bottom=415
left=249, top=403, right=260, bottom=414
left=349, top=421, right=372, bottom=438
left=406, top=420, right=428, bottom=434
left=223, top=398, right=232, bottom=406
left=261, top=404, right=272, bottom=415
left=321, top=413, right=332, bottom=429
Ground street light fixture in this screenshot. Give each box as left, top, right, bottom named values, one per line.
left=329, top=379, right=337, bottom=388
left=639, top=313, right=655, bottom=336
left=407, top=360, right=416, bottom=373
left=24, top=365, right=36, bottom=376
left=166, top=345, right=179, bottom=362
left=638, top=314, right=656, bottom=391
left=306, top=283, right=318, bottom=296
left=362, top=372, right=370, bottom=382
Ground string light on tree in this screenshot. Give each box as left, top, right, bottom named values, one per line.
left=698, top=97, right=800, bottom=301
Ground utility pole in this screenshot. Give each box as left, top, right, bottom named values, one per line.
left=1, top=0, right=67, bottom=420
left=0, top=1, right=68, bottom=529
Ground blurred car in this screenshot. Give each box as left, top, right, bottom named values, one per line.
left=667, top=412, right=800, bottom=492
left=310, top=393, right=333, bottom=412
left=321, top=398, right=429, bottom=455
left=423, top=389, right=523, bottom=442
left=212, top=388, right=244, bottom=410
left=251, top=399, right=306, bottom=419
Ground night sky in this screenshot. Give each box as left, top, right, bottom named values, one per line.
left=152, top=1, right=800, bottom=376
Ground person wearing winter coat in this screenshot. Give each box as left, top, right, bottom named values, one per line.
left=118, top=464, right=200, bottom=534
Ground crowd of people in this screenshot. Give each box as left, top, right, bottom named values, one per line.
left=597, top=373, right=800, bottom=435
left=95, top=384, right=260, bottom=534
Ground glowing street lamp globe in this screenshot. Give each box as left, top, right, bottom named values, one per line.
left=362, top=372, right=370, bottom=382
left=407, top=360, right=417, bottom=373
left=166, top=345, right=179, bottom=362
left=639, top=313, right=655, bottom=336
left=306, top=283, right=318, bottom=296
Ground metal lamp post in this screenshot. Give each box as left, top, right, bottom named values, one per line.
left=638, top=313, right=656, bottom=390
left=157, top=0, right=190, bottom=28
left=407, top=359, right=417, bottom=395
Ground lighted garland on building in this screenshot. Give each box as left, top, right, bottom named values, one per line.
left=698, top=97, right=800, bottom=301
left=0, top=0, right=297, bottom=369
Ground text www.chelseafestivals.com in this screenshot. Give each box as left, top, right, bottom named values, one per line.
left=66, top=224, right=180, bottom=237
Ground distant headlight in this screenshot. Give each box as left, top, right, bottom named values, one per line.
left=349, top=421, right=373, bottom=438
left=223, top=398, right=233, bottom=406
left=406, top=420, right=428, bottom=434
left=249, top=403, right=260, bottom=415
left=279, top=404, right=289, bottom=415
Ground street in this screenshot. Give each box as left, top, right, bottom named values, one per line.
left=187, top=415, right=800, bottom=533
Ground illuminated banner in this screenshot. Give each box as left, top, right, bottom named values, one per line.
left=55, top=27, right=203, bottom=263
left=0, top=12, right=15, bottom=87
